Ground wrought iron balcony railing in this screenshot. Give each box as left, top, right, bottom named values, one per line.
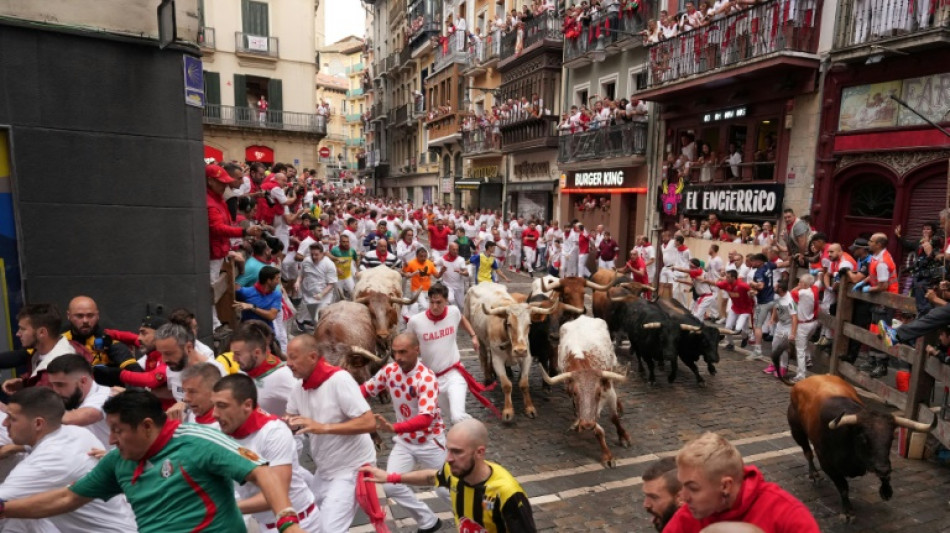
left=462, top=128, right=502, bottom=154
left=408, top=0, right=442, bottom=42
left=235, top=32, right=279, bottom=58
left=557, top=121, right=648, bottom=163
left=834, top=0, right=950, bottom=48
left=202, top=104, right=327, bottom=134
left=500, top=12, right=563, bottom=60
left=645, top=0, right=819, bottom=88
left=434, top=33, right=471, bottom=74
left=199, top=27, right=215, bottom=49
left=564, top=11, right=649, bottom=62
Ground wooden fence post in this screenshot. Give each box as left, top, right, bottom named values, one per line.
left=829, top=278, right=853, bottom=376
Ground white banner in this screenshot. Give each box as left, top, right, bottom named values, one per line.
left=246, top=35, right=269, bottom=52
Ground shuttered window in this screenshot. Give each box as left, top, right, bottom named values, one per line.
left=242, top=0, right=269, bottom=36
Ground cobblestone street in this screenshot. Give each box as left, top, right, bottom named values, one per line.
left=353, top=272, right=950, bottom=532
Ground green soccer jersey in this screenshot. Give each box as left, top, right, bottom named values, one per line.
left=70, top=422, right=265, bottom=533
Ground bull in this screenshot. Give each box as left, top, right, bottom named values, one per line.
left=787, top=375, right=936, bottom=522
left=313, top=301, right=385, bottom=385
left=538, top=275, right=615, bottom=320
left=354, top=266, right=418, bottom=350
left=465, top=283, right=555, bottom=421
left=540, top=315, right=630, bottom=467
left=512, top=292, right=583, bottom=389
left=654, top=297, right=728, bottom=386
left=609, top=298, right=678, bottom=385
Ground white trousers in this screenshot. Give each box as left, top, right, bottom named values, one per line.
left=725, top=310, right=751, bottom=342
left=430, top=249, right=445, bottom=263
left=384, top=437, right=449, bottom=529
left=257, top=503, right=322, bottom=532
left=210, top=258, right=224, bottom=329
left=578, top=253, right=590, bottom=277
left=673, top=275, right=692, bottom=309
left=438, top=368, right=472, bottom=425
left=311, top=470, right=364, bottom=533
left=770, top=324, right=792, bottom=368
left=692, top=292, right=716, bottom=321
left=794, top=321, right=820, bottom=378
left=444, top=282, right=465, bottom=310
left=523, top=247, right=537, bottom=272
left=560, top=251, right=578, bottom=277
left=597, top=258, right=616, bottom=271
left=336, top=276, right=355, bottom=300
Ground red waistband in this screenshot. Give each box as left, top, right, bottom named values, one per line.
left=436, top=361, right=501, bottom=418
left=264, top=503, right=316, bottom=529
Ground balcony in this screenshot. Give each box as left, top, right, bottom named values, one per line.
left=198, top=27, right=215, bottom=50
left=682, top=161, right=779, bottom=183
left=346, top=138, right=365, bottom=147
left=563, top=12, right=649, bottom=67
left=498, top=12, right=563, bottom=70
left=426, top=112, right=463, bottom=146
left=383, top=53, right=399, bottom=76
left=389, top=0, right=407, bottom=25
left=202, top=104, right=327, bottom=136
left=370, top=102, right=386, bottom=122
left=411, top=98, right=425, bottom=118
left=462, top=128, right=502, bottom=156
left=640, top=0, right=819, bottom=96
left=557, top=122, right=648, bottom=166
left=500, top=115, right=559, bottom=153
left=347, top=88, right=365, bottom=98
left=408, top=0, right=442, bottom=47
left=832, top=0, right=950, bottom=60
left=235, top=32, right=279, bottom=59
left=399, top=46, right=413, bottom=70
left=464, top=32, right=502, bottom=76
left=345, top=63, right=365, bottom=75
left=345, top=113, right=363, bottom=123
left=391, top=104, right=410, bottom=127
left=433, top=34, right=471, bottom=75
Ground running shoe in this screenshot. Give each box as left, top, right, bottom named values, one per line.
left=878, top=320, right=898, bottom=348
left=762, top=364, right=776, bottom=374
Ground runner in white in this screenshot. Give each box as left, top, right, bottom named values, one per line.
left=230, top=320, right=297, bottom=416
left=0, top=387, right=137, bottom=533
left=361, top=332, right=447, bottom=533
left=435, top=242, right=469, bottom=309
left=406, top=285, right=492, bottom=424
left=45, top=354, right=112, bottom=448
left=212, top=374, right=320, bottom=532
left=791, top=273, right=821, bottom=382
left=180, top=363, right=222, bottom=430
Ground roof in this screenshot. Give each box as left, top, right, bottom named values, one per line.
left=319, top=35, right=365, bottom=54
left=315, top=73, right=348, bottom=91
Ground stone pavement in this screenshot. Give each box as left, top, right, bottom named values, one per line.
left=350, top=271, right=950, bottom=532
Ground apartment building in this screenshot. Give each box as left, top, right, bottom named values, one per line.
left=317, top=36, right=369, bottom=183
left=200, top=0, right=327, bottom=168
left=315, top=73, right=349, bottom=181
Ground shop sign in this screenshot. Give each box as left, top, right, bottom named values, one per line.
left=442, top=177, right=453, bottom=194
left=574, top=170, right=625, bottom=187
left=682, top=183, right=784, bottom=219
left=469, top=166, right=499, bottom=179
left=514, top=161, right=550, bottom=179
left=702, top=106, right=746, bottom=123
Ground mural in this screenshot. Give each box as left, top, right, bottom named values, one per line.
left=838, top=81, right=902, bottom=131
left=898, top=73, right=950, bottom=127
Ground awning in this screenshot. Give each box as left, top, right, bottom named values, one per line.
left=203, top=145, right=224, bottom=162
left=455, top=180, right=482, bottom=190
left=245, top=145, right=274, bottom=163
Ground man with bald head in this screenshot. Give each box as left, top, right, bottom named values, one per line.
left=284, top=335, right=376, bottom=531
left=358, top=332, right=446, bottom=533
left=63, top=296, right=139, bottom=371
left=362, top=418, right=537, bottom=532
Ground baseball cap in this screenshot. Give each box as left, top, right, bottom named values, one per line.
left=849, top=238, right=870, bottom=251
left=141, top=315, right=168, bottom=330
left=206, top=164, right=237, bottom=184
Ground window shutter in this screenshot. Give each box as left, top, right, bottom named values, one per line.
left=204, top=71, right=221, bottom=105
left=233, top=74, right=248, bottom=123
left=243, top=1, right=269, bottom=36
left=267, top=78, right=283, bottom=126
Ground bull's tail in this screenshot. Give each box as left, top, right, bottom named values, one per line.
left=771, top=351, right=796, bottom=387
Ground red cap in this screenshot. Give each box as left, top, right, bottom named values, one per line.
left=206, top=164, right=236, bottom=184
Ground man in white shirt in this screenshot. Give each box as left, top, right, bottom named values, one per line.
left=0, top=387, right=137, bottom=533
left=561, top=225, right=579, bottom=278
left=296, top=242, right=339, bottom=330
left=230, top=320, right=297, bottom=416
left=790, top=274, right=820, bottom=383
left=285, top=335, right=376, bottom=532
left=507, top=217, right=523, bottom=273
left=45, top=354, right=112, bottom=448
left=213, top=374, right=320, bottom=532
left=435, top=243, right=470, bottom=309
left=155, top=323, right=226, bottom=405
left=669, top=234, right=693, bottom=307
left=1, top=303, right=76, bottom=396
left=180, top=363, right=222, bottom=429
left=406, top=285, right=487, bottom=424
left=705, top=244, right=725, bottom=320
left=634, top=235, right=656, bottom=285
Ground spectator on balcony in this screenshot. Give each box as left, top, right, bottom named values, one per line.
left=604, top=0, right=622, bottom=31
left=257, top=95, right=269, bottom=125
left=642, top=18, right=661, bottom=43
left=627, top=97, right=649, bottom=121
left=695, top=142, right=716, bottom=183
left=723, top=142, right=742, bottom=180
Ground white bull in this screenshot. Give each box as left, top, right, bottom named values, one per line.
left=541, top=315, right=631, bottom=467
left=464, top=282, right=555, bottom=422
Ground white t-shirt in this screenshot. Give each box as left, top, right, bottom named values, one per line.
left=0, top=426, right=137, bottom=533
left=300, top=256, right=339, bottom=305
left=286, top=371, right=376, bottom=479
left=406, top=306, right=463, bottom=374
left=252, top=363, right=297, bottom=416
left=437, top=255, right=468, bottom=287
left=76, top=381, right=112, bottom=448
left=167, top=358, right=225, bottom=403
left=363, top=361, right=445, bottom=445
left=793, top=287, right=820, bottom=322
left=234, top=419, right=316, bottom=527
left=0, top=411, right=25, bottom=482
left=707, top=255, right=724, bottom=282
left=184, top=411, right=221, bottom=430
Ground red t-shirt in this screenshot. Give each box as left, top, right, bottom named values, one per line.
left=716, top=279, right=754, bottom=315
left=579, top=232, right=590, bottom=254
left=522, top=228, right=540, bottom=249
left=428, top=225, right=452, bottom=251
left=664, top=466, right=820, bottom=533
left=626, top=257, right=648, bottom=285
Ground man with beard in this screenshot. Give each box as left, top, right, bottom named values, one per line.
left=642, top=457, right=682, bottom=531
left=45, top=354, right=112, bottom=448
left=0, top=304, right=76, bottom=393
left=361, top=418, right=536, bottom=533
left=63, top=296, right=140, bottom=371
left=230, top=320, right=296, bottom=416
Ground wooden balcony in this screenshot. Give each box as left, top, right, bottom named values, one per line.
left=499, top=115, right=559, bottom=153
left=426, top=112, right=462, bottom=146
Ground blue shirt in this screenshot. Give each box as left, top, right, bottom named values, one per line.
left=753, top=262, right=776, bottom=304
left=236, top=256, right=267, bottom=287
left=235, top=286, right=282, bottom=329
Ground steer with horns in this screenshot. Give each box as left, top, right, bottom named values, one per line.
left=465, top=282, right=556, bottom=421
left=787, top=375, right=936, bottom=523
left=541, top=315, right=630, bottom=467
left=353, top=265, right=418, bottom=352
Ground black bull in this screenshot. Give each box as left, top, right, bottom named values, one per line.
left=609, top=297, right=724, bottom=386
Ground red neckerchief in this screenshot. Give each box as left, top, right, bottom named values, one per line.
left=302, top=358, right=343, bottom=390
left=377, top=249, right=389, bottom=262
left=194, top=409, right=216, bottom=425
left=253, top=281, right=274, bottom=295
left=786, top=218, right=796, bottom=234
left=642, top=241, right=651, bottom=247
left=246, top=354, right=282, bottom=378
left=132, top=420, right=180, bottom=484
left=426, top=307, right=448, bottom=323
left=443, top=253, right=458, bottom=263
left=230, top=408, right=279, bottom=439
left=677, top=245, right=688, bottom=252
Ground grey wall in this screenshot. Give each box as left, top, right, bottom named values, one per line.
left=0, top=24, right=211, bottom=332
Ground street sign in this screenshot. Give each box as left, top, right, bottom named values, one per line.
left=319, top=147, right=330, bottom=158
left=294, top=158, right=300, bottom=166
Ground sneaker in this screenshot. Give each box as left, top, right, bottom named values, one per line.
left=762, top=364, right=776, bottom=374
left=878, top=320, right=898, bottom=348
left=778, top=367, right=789, bottom=378
left=790, top=374, right=807, bottom=384
left=417, top=518, right=443, bottom=533
left=744, top=353, right=759, bottom=361
left=715, top=318, right=727, bottom=325
left=815, top=336, right=831, bottom=347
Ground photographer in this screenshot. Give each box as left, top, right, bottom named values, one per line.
left=895, top=222, right=944, bottom=316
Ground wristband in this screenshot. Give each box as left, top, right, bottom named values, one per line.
left=276, top=507, right=297, bottom=519
left=386, top=472, right=403, bottom=484
left=277, top=515, right=300, bottom=532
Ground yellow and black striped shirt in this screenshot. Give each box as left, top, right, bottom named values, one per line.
left=435, top=460, right=536, bottom=533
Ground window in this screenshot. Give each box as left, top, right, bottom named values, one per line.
left=574, top=83, right=590, bottom=107
left=628, top=67, right=648, bottom=94
left=599, top=75, right=617, bottom=101
left=242, top=0, right=269, bottom=36
left=849, top=178, right=895, bottom=218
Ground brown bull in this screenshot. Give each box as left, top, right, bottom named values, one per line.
left=539, top=275, right=615, bottom=321
left=354, top=266, right=418, bottom=350
left=313, top=301, right=385, bottom=385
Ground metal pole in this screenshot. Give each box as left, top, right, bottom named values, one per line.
left=888, top=95, right=950, bottom=139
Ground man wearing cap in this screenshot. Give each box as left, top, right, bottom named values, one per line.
left=842, top=238, right=873, bottom=364
left=208, top=163, right=262, bottom=328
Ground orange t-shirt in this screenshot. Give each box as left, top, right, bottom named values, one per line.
left=404, top=258, right=436, bottom=292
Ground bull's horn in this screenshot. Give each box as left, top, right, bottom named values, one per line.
left=680, top=324, right=702, bottom=332
left=610, top=295, right=633, bottom=302
left=541, top=277, right=561, bottom=292
left=718, top=327, right=739, bottom=335
left=540, top=366, right=573, bottom=385
left=893, top=414, right=938, bottom=433
left=560, top=303, right=585, bottom=314
left=642, top=322, right=662, bottom=329
left=529, top=305, right=556, bottom=316
left=355, top=296, right=370, bottom=304
left=585, top=279, right=612, bottom=291
left=389, top=295, right=411, bottom=304
left=482, top=303, right=509, bottom=316
left=828, top=413, right=859, bottom=429
left=349, top=346, right=382, bottom=363
left=600, top=369, right=628, bottom=382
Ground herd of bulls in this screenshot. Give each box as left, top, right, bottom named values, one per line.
left=305, top=265, right=939, bottom=522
